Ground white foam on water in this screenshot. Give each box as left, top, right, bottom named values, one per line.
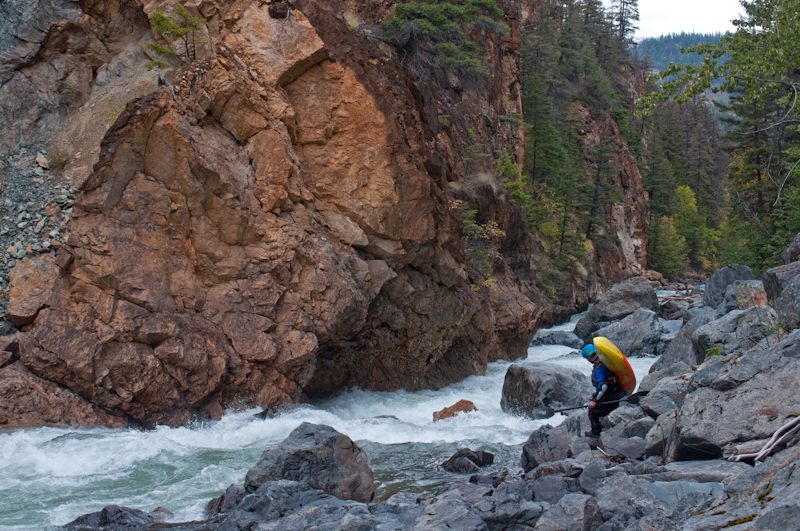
left=0, top=314, right=658, bottom=530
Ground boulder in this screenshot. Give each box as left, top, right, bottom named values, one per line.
left=529, top=330, right=583, bottom=349
left=520, top=412, right=589, bottom=472
left=702, top=264, right=755, bottom=308
left=591, top=308, right=663, bottom=357
left=441, top=448, right=494, bottom=474
left=63, top=506, right=154, bottom=529
left=715, top=280, right=768, bottom=316
left=433, top=400, right=477, bottom=422
left=773, top=273, right=800, bottom=327
left=639, top=375, right=691, bottom=419
left=691, top=305, right=778, bottom=359
left=670, top=330, right=800, bottom=461
left=762, top=261, right=800, bottom=302
left=781, top=232, right=800, bottom=264
left=641, top=307, right=715, bottom=391
left=682, top=445, right=800, bottom=531
left=244, top=422, right=374, bottom=503
left=500, top=363, right=591, bottom=417
left=574, top=277, right=659, bottom=340
left=645, top=410, right=677, bottom=459
left=531, top=493, right=603, bottom=531
left=530, top=474, right=581, bottom=504
left=599, top=435, right=647, bottom=460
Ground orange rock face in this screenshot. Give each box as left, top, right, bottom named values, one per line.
left=433, top=400, right=478, bottom=422
left=3, top=0, right=647, bottom=428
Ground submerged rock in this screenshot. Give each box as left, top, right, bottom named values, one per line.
left=433, top=399, right=478, bottom=422
left=244, top=422, right=374, bottom=503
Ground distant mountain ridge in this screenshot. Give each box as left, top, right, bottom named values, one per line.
left=634, top=32, right=726, bottom=72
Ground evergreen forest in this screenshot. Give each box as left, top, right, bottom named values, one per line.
left=517, top=0, right=730, bottom=279
left=516, top=0, right=800, bottom=278
left=635, top=32, right=726, bottom=72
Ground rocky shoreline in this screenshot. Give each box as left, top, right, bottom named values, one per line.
left=55, top=243, right=800, bottom=531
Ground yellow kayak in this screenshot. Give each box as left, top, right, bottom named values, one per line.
left=593, top=336, right=636, bottom=395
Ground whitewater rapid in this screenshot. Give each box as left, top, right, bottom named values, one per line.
left=0, top=311, right=657, bottom=530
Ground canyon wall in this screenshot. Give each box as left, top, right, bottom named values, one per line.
left=0, top=0, right=648, bottom=427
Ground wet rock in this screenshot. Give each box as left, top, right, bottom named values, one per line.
left=501, top=362, right=591, bottom=417
left=442, top=448, right=494, bottom=474
left=530, top=330, right=583, bottom=349
left=574, top=277, right=658, bottom=340
left=521, top=412, right=589, bottom=473
left=63, top=505, right=154, bottom=530
left=244, top=422, right=374, bottom=503
left=614, top=417, right=656, bottom=439
left=702, top=264, right=755, bottom=308
left=433, top=399, right=478, bottom=422
left=206, top=484, right=246, bottom=517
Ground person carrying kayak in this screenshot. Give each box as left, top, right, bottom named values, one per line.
left=582, top=340, right=629, bottom=437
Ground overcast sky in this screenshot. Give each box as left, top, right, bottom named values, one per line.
left=605, top=0, right=745, bottom=39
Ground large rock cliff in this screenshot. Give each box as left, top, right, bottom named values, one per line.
left=0, top=0, right=648, bottom=427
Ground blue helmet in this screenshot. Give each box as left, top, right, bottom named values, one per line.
left=581, top=344, right=596, bottom=359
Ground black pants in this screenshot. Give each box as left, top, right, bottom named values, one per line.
left=588, top=388, right=627, bottom=435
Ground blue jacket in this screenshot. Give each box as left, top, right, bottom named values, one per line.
left=591, top=361, right=620, bottom=401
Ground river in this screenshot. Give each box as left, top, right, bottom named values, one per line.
left=0, top=311, right=657, bottom=529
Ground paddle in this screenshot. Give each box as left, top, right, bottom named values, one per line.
left=529, top=390, right=648, bottom=420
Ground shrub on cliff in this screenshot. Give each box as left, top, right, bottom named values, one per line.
left=380, top=0, right=508, bottom=76
left=146, top=5, right=207, bottom=69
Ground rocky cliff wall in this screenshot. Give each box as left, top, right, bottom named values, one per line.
left=0, top=0, right=647, bottom=428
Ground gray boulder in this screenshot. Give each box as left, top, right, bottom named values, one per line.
left=591, top=308, right=664, bottom=357
left=599, top=435, right=647, bottom=460
left=532, top=493, right=603, bottom=531
left=773, top=273, right=800, bottom=327
left=530, top=330, right=583, bottom=349
left=574, top=277, right=659, bottom=340
left=378, top=491, right=490, bottom=531
left=716, top=279, right=767, bottom=316
left=691, top=305, right=778, bottom=359
left=244, top=422, right=374, bottom=503
left=501, top=362, right=591, bottom=417
left=702, top=264, right=755, bottom=308
left=520, top=412, right=589, bottom=473
left=670, top=329, right=800, bottom=461
left=63, top=506, right=154, bottom=530
left=644, top=409, right=678, bottom=459
left=781, top=231, right=800, bottom=264
left=441, top=448, right=494, bottom=474
left=641, top=308, right=715, bottom=392
left=639, top=375, right=691, bottom=418
left=763, top=261, right=800, bottom=302
left=682, top=444, right=800, bottom=531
